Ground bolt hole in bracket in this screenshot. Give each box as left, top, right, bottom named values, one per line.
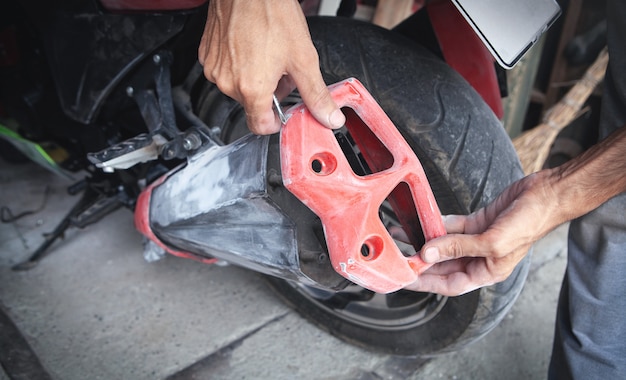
left=280, top=78, right=446, bottom=293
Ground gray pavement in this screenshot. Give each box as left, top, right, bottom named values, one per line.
left=0, top=160, right=568, bottom=379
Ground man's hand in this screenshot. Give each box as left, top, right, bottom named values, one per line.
left=198, top=0, right=345, bottom=135
left=404, top=126, right=626, bottom=296
left=404, top=171, right=564, bottom=296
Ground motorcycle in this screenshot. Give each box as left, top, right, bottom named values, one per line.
left=0, top=0, right=535, bottom=355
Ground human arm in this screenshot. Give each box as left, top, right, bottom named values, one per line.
left=198, top=0, right=346, bottom=135
left=406, top=125, right=626, bottom=296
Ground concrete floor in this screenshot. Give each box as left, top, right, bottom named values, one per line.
left=0, top=159, right=568, bottom=380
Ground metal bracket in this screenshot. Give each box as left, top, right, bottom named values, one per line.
left=88, top=53, right=220, bottom=171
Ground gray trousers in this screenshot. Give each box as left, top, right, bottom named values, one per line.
left=548, top=0, right=626, bottom=378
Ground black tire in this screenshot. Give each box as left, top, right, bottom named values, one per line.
left=265, top=17, right=530, bottom=356
left=195, top=17, right=530, bottom=356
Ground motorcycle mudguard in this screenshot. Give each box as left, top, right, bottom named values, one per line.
left=135, top=133, right=327, bottom=287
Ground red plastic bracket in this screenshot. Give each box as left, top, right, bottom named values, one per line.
left=280, top=78, right=445, bottom=293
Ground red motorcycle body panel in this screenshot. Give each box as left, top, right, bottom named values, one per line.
left=427, top=0, right=504, bottom=118
left=280, top=78, right=446, bottom=294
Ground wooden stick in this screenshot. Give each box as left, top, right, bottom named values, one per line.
left=512, top=47, right=609, bottom=174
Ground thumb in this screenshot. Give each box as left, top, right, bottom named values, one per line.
left=292, top=72, right=345, bottom=130
left=420, top=233, right=488, bottom=264
left=419, top=214, right=470, bottom=263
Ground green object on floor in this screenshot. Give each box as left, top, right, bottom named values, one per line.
left=0, top=123, right=74, bottom=180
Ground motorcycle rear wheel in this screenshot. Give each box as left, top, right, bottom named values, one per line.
left=196, top=17, right=530, bottom=356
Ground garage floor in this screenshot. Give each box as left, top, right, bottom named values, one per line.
left=0, top=160, right=568, bottom=380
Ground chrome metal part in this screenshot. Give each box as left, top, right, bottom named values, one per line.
left=182, top=133, right=202, bottom=151
left=273, top=94, right=290, bottom=124
left=88, top=134, right=168, bottom=171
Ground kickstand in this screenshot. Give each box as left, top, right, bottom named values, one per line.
left=12, top=186, right=123, bottom=271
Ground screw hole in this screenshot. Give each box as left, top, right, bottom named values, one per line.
left=309, top=152, right=337, bottom=176
left=360, top=236, right=383, bottom=261
left=312, top=159, right=323, bottom=173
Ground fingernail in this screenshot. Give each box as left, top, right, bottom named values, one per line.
left=423, top=247, right=440, bottom=263
left=329, top=109, right=345, bottom=128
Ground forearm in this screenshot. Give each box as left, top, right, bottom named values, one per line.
left=549, top=125, right=626, bottom=222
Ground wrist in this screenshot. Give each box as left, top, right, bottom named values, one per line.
left=545, top=126, right=626, bottom=221
left=543, top=166, right=585, bottom=224
left=523, top=169, right=573, bottom=232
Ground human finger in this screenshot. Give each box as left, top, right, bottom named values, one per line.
left=290, top=58, right=345, bottom=130
left=419, top=232, right=495, bottom=264
left=416, top=257, right=475, bottom=276
left=241, top=94, right=282, bottom=135
left=389, top=214, right=467, bottom=244
left=405, top=271, right=484, bottom=296
left=442, top=214, right=468, bottom=234
left=274, top=75, right=297, bottom=101
left=407, top=255, right=503, bottom=296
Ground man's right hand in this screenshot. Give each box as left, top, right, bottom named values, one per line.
left=198, top=0, right=345, bottom=135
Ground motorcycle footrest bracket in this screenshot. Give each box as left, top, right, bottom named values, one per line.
left=280, top=78, right=446, bottom=294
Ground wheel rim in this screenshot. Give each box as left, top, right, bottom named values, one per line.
left=292, top=282, right=447, bottom=331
